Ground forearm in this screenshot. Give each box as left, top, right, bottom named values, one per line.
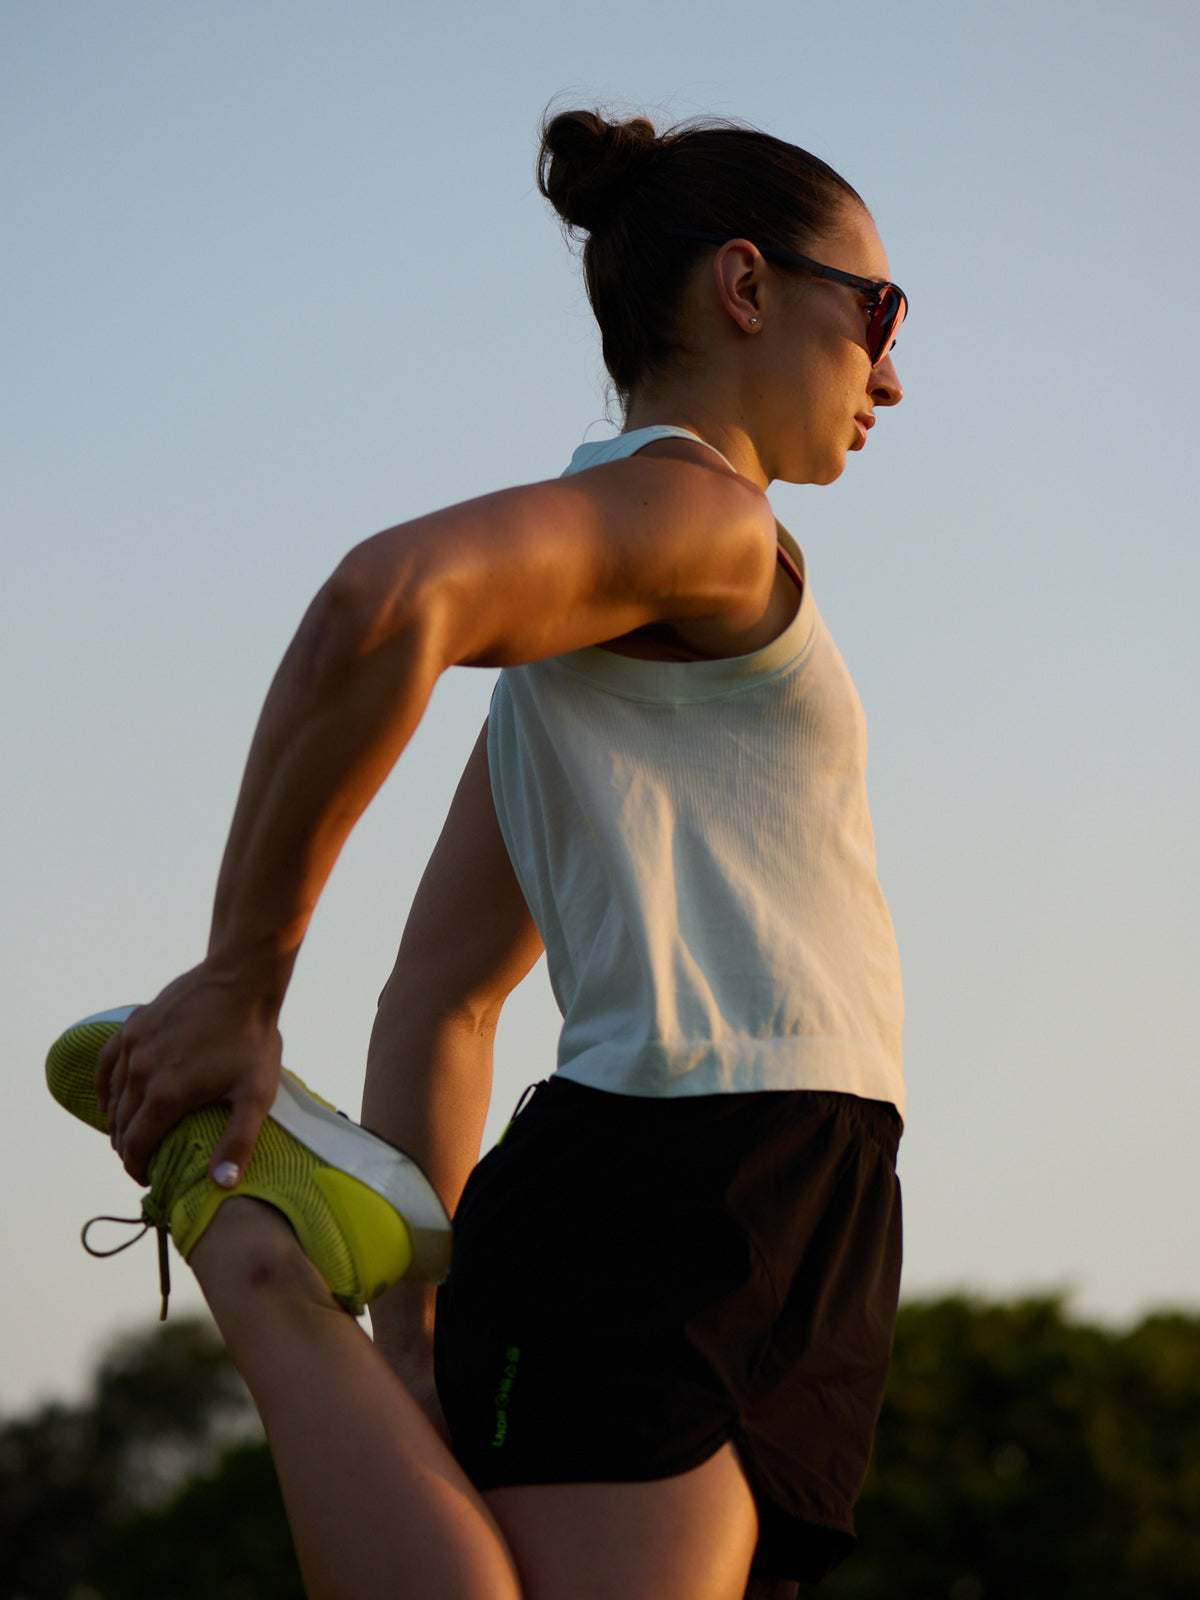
left=205, top=573, right=445, bottom=1005
left=358, top=722, right=543, bottom=1356
left=361, top=974, right=497, bottom=1359
left=362, top=976, right=496, bottom=1232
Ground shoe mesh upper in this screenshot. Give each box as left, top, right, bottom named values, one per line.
left=45, top=1020, right=121, bottom=1133
left=46, top=1018, right=413, bottom=1315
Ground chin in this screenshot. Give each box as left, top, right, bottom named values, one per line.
left=811, top=456, right=847, bottom=487
left=778, top=463, right=845, bottom=488
left=775, top=439, right=848, bottom=487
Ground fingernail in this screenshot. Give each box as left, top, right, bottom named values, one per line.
left=214, top=1161, right=240, bottom=1189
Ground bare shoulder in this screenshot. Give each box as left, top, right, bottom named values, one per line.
left=329, top=446, right=777, bottom=670
left=559, top=444, right=778, bottom=591
left=552, top=440, right=800, bottom=660
left=569, top=436, right=773, bottom=534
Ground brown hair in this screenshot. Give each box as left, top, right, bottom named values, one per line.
left=537, top=108, right=864, bottom=406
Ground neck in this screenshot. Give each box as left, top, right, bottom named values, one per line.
left=622, top=390, right=769, bottom=488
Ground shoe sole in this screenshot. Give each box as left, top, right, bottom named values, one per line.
left=268, top=1072, right=452, bottom=1283
left=51, top=1006, right=453, bottom=1283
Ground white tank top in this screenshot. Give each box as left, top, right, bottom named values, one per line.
left=488, top=427, right=904, bottom=1115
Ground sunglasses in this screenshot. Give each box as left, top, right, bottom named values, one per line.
left=665, top=229, right=907, bottom=367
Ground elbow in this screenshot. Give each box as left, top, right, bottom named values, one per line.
left=289, top=563, right=381, bottom=688
left=377, top=964, right=506, bottom=1044
left=305, top=539, right=446, bottom=678
left=323, top=543, right=411, bottom=645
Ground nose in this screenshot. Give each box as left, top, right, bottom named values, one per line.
left=870, top=352, right=902, bottom=407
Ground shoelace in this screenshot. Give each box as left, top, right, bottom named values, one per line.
left=82, top=1215, right=172, bottom=1320
left=79, top=1132, right=199, bottom=1320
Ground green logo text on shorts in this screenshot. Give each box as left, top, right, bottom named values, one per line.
left=491, top=1346, right=520, bottom=1448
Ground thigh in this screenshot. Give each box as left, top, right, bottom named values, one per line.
left=484, top=1442, right=758, bottom=1600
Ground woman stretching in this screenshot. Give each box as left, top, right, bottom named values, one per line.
left=48, top=107, right=907, bottom=1599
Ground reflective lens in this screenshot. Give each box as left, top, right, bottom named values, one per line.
left=866, top=285, right=906, bottom=366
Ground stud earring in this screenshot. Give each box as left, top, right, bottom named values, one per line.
left=748, top=316, right=759, bottom=327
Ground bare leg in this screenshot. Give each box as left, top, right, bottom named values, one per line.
left=487, top=1450, right=759, bottom=1600
left=190, top=1199, right=522, bottom=1600
left=192, top=1199, right=761, bottom=1600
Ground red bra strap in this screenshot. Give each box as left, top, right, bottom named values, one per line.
left=775, top=543, right=804, bottom=595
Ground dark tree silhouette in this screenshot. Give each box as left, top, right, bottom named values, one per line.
left=815, top=1298, right=1200, bottom=1599
left=5, top=1299, right=1200, bottom=1598
left=0, top=1316, right=283, bottom=1600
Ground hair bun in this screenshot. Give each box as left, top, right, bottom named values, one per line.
left=538, top=110, right=659, bottom=233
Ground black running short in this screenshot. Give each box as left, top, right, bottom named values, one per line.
left=434, top=1077, right=902, bottom=1586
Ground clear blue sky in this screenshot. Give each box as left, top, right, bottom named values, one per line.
left=4, top=0, right=1198, bottom=1414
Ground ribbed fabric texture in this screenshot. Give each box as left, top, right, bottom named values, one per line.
left=488, top=427, right=904, bottom=1115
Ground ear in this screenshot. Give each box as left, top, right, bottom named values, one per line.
left=711, top=240, right=767, bottom=335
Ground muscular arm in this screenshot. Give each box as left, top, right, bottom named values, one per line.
left=206, top=457, right=772, bottom=981
left=360, top=724, right=542, bottom=1427
left=99, top=450, right=773, bottom=1179
left=361, top=723, right=542, bottom=1227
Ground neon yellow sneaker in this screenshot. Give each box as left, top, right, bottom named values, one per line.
left=45, top=1005, right=137, bottom=1132
left=46, top=1008, right=453, bottom=1318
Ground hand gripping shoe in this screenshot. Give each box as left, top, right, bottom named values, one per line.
left=46, top=1006, right=453, bottom=1318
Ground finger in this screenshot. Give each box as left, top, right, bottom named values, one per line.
left=107, top=1056, right=130, bottom=1151
left=95, top=1029, right=125, bottom=1116
left=209, top=1094, right=272, bottom=1190
left=109, top=1043, right=151, bottom=1154
left=113, top=1047, right=176, bottom=1180
left=118, top=1091, right=179, bottom=1185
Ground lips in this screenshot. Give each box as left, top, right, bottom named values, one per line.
left=851, top=414, right=875, bottom=450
